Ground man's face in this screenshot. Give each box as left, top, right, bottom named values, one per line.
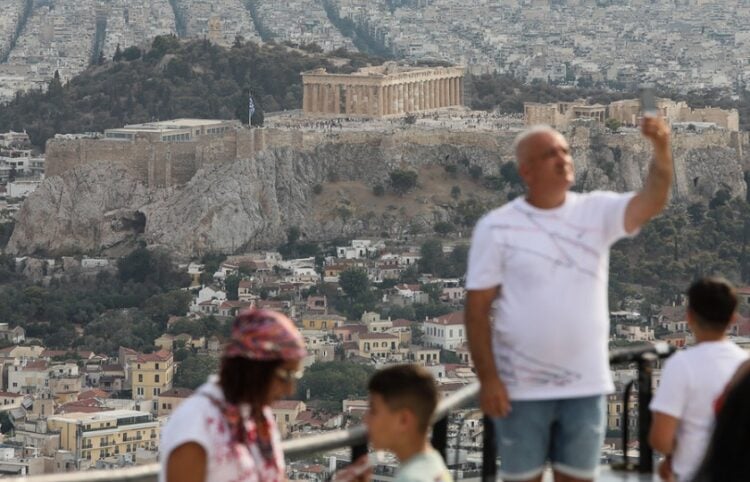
left=518, top=131, right=575, bottom=192
left=364, top=393, right=402, bottom=451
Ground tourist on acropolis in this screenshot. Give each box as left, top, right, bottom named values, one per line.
left=464, top=115, right=672, bottom=482
left=159, top=309, right=306, bottom=482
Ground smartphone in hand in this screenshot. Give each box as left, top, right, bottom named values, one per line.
left=640, top=85, right=658, bottom=117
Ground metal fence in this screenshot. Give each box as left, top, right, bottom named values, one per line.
left=10, top=343, right=673, bottom=482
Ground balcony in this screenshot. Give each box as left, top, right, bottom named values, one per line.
left=8, top=344, right=673, bottom=482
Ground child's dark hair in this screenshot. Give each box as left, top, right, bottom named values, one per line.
left=368, top=364, right=438, bottom=434
left=687, top=277, right=738, bottom=332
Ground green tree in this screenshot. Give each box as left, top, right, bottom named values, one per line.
left=121, top=46, right=142, bottom=61
left=113, top=44, right=123, bottom=62
left=175, top=354, right=220, bottom=389
left=225, top=274, right=242, bottom=301
left=143, top=290, right=192, bottom=324
left=419, top=239, right=444, bottom=274
left=605, top=118, right=621, bottom=132
left=295, top=361, right=374, bottom=401
left=339, top=268, right=369, bottom=300
left=389, top=170, right=418, bottom=195
left=434, top=221, right=454, bottom=236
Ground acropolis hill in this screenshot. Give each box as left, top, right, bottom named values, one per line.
left=9, top=110, right=750, bottom=258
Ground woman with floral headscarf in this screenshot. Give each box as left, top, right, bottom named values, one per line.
left=160, top=309, right=307, bottom=482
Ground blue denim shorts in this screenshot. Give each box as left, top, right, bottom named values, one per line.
left=494, top=395, right=606, bottom=481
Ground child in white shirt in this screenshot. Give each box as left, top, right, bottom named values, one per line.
left=650, top=277, right=749, bottom=482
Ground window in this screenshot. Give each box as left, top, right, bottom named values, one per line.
left=285, top=414, right=290, bottom=422
left=153, top=387, right=161, bottom=396
left=155, top=374, right=160, bottom=383
left=155, top=363, right=160, bottom=369
left=137, top=387, right=144, bottom=396
left=138, top=374, right=143, bottom=383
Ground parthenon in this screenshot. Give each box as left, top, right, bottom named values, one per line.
left=302, top=63, right=465, bottom=118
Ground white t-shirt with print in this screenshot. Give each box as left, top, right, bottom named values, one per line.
left=159, top=380, right=285, bottom=482
left=465, top=191, right=636, bottom=400
left=649, top=340, right=748, bottom=482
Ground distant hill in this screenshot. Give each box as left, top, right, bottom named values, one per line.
left=0, top=36, right=385, bottom=150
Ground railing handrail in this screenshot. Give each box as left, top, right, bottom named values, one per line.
left=9, top=343, right=673, bottom=481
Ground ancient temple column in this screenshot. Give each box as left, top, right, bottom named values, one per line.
left=310, top=84, right=319, bottom=114
left=419, top=81, right=426, bottom=111
left=370, top=86, right=378, bottom=116
left=386, top=85, right=392, bottom=115
left=378, top=86, right=385, bottom=116
left=441, top=78, right=448, bottom=107
left=333, top=83, right=341, bottom=114
left=458, top=77, right=464, bottom=105
left=428, top=79, right=435, bottom=109
left=303, top=84, right=310, bottom=113
left=345, top=84, right=353, bottom=114
left=324, top=83, right=331, bottom=114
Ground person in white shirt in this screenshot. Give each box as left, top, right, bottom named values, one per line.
left=465, top=116, right=672, bottom=482
left=160, top=309, right=307, bottom=482
left=650, top=278, right=749, bottom=482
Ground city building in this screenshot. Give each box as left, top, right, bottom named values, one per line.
left=131, top=351, right=173, bottom=401
left=423, top=311, right=465, bottom=350
left=47, top=410, right=159, bottom=465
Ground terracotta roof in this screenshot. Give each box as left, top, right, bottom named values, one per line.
left=272, top=400, right=304, bottom=410
left=429, top=311, right=464, bottom=326
left=219, top=300, right=254, bottom=309
left=78, top=389, right=110, bottom=400
left=391, top=318, right=413, bottom=327
left=358, top=333, right=398, bottom=340
left=23, top=360, right=48, bottom=371
left=0, top=391, right=23, bottom=398
left=336, top=324, right=368, bottom=333
left=41, top=349, right=66, bottom=358
left=160, top=388, right=194, bottom=398
left=238, top=280, right=253, bottom=289
left=135, top=350, right=172, bottom=363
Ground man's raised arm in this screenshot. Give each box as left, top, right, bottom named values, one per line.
left=465, top=287, right=511, bottom=418
left=625, top=116, right=673, bottom=234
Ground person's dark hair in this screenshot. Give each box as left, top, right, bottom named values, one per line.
left=219, top=357, right=282, bottom=407
left=687, top=277, right=737, bottom=331
left=692, top=368, right=750, bottom=482
left=368, top=364, right=438, bottom=434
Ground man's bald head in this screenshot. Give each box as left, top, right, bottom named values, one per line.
left=512, top=125, right=565, bottom=165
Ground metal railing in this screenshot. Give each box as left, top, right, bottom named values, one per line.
left=10, top=343, right=673, bottom=482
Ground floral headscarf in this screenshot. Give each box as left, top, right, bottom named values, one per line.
left=223, top=308, right=307, bottom=361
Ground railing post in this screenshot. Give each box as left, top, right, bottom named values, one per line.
left=481, top=415, right=496, bottom=482
left=431, top=416, right=448, bottom=459
left=637, top=353, right=657, bottom=474
left=351, top=441, right=368, bottom=463
left=612, top=380, right=635, bottom=471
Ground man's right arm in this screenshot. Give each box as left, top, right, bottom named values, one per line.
left=465, top=287, right=511, bottom=418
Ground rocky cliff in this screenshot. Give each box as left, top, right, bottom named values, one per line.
left=8, top=125, right=747, bottom=258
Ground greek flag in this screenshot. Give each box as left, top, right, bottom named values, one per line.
left=248, top=94, right=255, bottom=124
